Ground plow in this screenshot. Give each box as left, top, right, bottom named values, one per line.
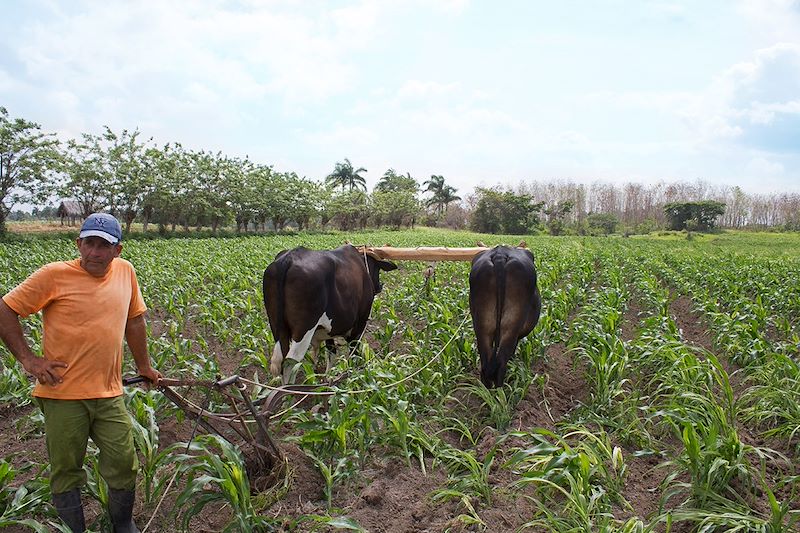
left=124, top=244, right=518, bottom=482
left=123, top=374, right=334, bottom=486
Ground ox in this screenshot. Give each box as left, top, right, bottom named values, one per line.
left=469, top=246, right=541, bottom=388
left=263, top=245, right=397, bottom=383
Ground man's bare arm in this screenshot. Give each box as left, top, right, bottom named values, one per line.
left=0, top=299, right=66, bottom=385
left=124, top=313, right=161, bottom=384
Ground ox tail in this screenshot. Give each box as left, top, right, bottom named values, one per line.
left=265, top=257, right=291, bottom=375
left=486, top=251, right=508, bottom=384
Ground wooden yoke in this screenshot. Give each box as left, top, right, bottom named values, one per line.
left=355, top=245, right=486, bottom=262
left=355, top=242, right=527, bottom=262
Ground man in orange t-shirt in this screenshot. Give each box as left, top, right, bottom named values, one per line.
left=0, top=213, right=161, bottom=533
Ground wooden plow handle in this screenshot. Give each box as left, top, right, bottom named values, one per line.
left=123, top=374, right=284, bottom=474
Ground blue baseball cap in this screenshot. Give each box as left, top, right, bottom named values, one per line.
left=79, top=213, right=123, bottom=244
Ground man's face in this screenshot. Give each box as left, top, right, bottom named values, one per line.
left=76, top=236, right=122, bottom=277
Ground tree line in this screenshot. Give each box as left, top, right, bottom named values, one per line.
left=2, top=107, right=798, bottom=237
left=514, top=180, right=800, bottom=234
left=1, top=108, right=463, bottom=235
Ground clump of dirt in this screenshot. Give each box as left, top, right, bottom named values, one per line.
left=335, top=456, right=455, bottom=533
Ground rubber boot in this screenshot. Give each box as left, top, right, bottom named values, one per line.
left=52, top=488, right=86, bottom=533
left=108, top=488, right=140, bottom=533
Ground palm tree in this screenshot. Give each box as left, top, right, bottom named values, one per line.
left=326, top=158, right=367, bottom=191
left=423, top=174, right=460, bottom=215
left=438, top=185, right=461, bottom=213
left=375, top=168, right=418, bottom=193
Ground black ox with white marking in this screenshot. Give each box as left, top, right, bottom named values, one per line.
left=469, top=246, right=541, bottom=388
left=263, top=245, right=397, bottom=383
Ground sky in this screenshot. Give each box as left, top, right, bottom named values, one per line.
left=2, top=0, right=800, bottom=197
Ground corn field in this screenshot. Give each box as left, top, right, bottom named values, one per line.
left=1, top=228, right=799, bottom=532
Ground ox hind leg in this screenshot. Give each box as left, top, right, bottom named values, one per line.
left=475, top=310, right=526, bottom=388
left=490, top=334, right=522, bottom=388
left=270, top=333, right=308, bottom=383
left=475, top=331, right=497, bottom=388
left=472, top=309, right=499, bottom=388
left=274, top=314, right=333, bottom=384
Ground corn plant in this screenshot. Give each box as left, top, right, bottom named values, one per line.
left=507, top=428, right=627, bottom=504
left=431, top=489, right=487, bottom=529
left=0, top=354, right=33, bottom=406
left=372, top=401, right=414, bottom=466
left=82, top=449, right=111, bottom=532
left=175, top=434, right=275, bottom=532
left=303, top=451, right=357, bottom=510
left=126, top=389, right=185, bottom=505
left=434, top=445, right=496, bottom=505
left=449, top=381, right=514, bottom=431
left=0, top=459, right=69, bottom=533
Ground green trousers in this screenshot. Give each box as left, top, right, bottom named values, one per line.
left=37, top=396, right=138, bottom=495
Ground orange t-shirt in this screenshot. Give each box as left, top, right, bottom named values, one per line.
left=2, top=258, right=147, bottom=400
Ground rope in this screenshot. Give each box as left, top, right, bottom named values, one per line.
left=238, top=311, right=470, bottom=398
left=362, top=246, right=370, bottom=275
left=142, top=468, right=179, bottom=533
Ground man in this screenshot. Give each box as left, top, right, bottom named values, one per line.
left=0, top=213, right=161, bottom=533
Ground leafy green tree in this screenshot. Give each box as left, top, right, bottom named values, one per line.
left=330, top=189, right=369, bottom=230
left=285, top=174, right=323, bottom=230
left=190, top=151, right=237, bottom=233
left=147, top=143, right=195, bottom=232
left=103, top=127, right=152, bottom=233
left=544, top=200, right=574, bottom=236
left=263, top=171, right=293, bottom=231
left=471, top=188, right=503, bottom=233
left=586, top=212, right=619, bottom=235
left=371, top=190, right=420, bottom=228
left=0, top=107, right=60, bottom=234
left=139, top=145, right=168, bottom=232
left=317, top=185, right=336, bottom=229
left=470, top=188, right=544, bottom=234
left=245, top=164, right=275, bottom=231
left=59, top=134, right=112, bottom=219
left=228, top=158, right=260, bottom=232
left=326, top=158, right=367, bottom=192
left=664, top=201, right=726, bottom=231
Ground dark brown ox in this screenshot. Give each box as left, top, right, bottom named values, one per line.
left=262, top=245, right=397, bottom=383
left=469, top=246, right=541, bottom=388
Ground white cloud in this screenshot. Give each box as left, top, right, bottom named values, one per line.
left=13, top=0, right=381, bottom=117
left=737, top=0, right=800, bottom=44
left=746, top=156, right=785, bottom=175
left=674, top=43, right=800, bottom=145
left=746, top=100, right=800, bottom=124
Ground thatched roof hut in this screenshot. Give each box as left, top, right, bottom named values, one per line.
left=57, top=200, right=82, bottom=226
